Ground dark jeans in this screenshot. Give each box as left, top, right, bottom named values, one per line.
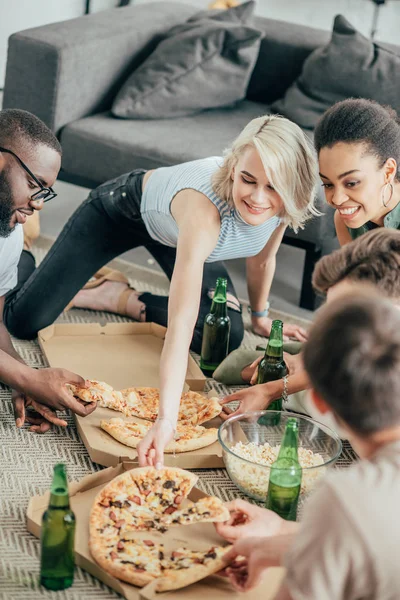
left=4, top=171, right=244, bottom=354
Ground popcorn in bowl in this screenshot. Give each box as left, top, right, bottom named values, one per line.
left=218, top=411, right=342, bottom=503
left=225, top=440, right=325, bottom=501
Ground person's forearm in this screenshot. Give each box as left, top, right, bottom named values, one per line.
left=247, top=257, right=275, bottom=312
left=0, top=348, right=31, bottom=390
left=0, top=322, right=25, bottom=364
left=267, top=369, right=310, bottom=402
left=158, top=320, right=195, bottom=425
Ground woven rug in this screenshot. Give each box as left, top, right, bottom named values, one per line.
left=0, top=237, right=357, bottom=599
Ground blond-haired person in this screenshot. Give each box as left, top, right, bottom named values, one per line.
left=4, top=115, right=318, bottom=461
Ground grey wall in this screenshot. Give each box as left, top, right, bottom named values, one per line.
left=1, top=0, right=399, bottom=86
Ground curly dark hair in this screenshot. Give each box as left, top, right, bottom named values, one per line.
left=304, top=291, right=400, bottom=435
left=312, top=228, right=400, bottom=299
left=314, top=98, right=400, bottom=181
left=0, top=109, right=61, bottom=155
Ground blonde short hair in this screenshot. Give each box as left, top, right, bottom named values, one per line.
left=212, top=114, right=320, bottom=231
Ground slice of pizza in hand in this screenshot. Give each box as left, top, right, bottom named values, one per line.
left=160, top=496, right=230, bottom=527
left=67, top=379, right=126, bottom=413
left=100, top=418, right=218, bottom=453
left=156, top=545, right=231, bottom=592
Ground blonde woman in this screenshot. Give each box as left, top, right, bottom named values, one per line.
left=5, top=115, right=318, bottom=458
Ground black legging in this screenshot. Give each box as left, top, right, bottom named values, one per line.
left=4, top=170, right=244, bottom=354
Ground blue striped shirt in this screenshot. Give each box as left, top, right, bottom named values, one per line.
left=141, top=157, right=281, bottom=263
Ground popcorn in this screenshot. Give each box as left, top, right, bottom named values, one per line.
left=224, top=441, right=325, bottom=501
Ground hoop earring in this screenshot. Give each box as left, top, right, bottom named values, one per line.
left=381, top=182, right=394, bottom=208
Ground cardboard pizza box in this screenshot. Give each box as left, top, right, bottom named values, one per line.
left=38, top=322, right=206, bottom=391
left=26, top=463, right=285, bottom=600
left=73, top=391, right=225, bottom=469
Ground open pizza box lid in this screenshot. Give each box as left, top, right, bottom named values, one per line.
left=38, top=323, right=225, bottom=468
left=26, top=463, right=285, bottom=600
left=38, top=322, right=205, bottom=391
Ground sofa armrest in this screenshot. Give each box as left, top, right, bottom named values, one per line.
left=3, top=2, right=196, bottom=134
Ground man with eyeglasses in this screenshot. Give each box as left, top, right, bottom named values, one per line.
left=0, top=108, right=94, bottom=432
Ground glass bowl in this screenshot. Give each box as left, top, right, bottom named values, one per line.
left=218, top=411, right=342, bottom=503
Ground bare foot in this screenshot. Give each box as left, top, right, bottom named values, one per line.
left=72, top=281, right=146, bottom=321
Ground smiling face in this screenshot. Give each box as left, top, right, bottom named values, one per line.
left=319, top=142, right=398, bottom=228
left=230, top=146, right=284, bottom=226
left=0, top=143, right=61, bottom=236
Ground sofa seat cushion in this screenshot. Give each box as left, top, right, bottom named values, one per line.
left=60, top=101, right=269, bottom=184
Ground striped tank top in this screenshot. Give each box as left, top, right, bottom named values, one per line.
left=140, top=157, right=281, bottom=263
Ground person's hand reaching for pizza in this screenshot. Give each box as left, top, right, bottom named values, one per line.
left=215, top=499, right=291, bottom=543
left=137, top=418, right=175, bottom=468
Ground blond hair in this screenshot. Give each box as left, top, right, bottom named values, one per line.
left=212, top=114, right=319, bottom=231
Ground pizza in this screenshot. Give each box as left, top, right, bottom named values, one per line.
left=156, top=545, right=230, bottom=592
left=68, top=382, right=222, bottom=426
left=120, top=387, right=222, bottom=425
left=66, top=380, right=126, bottom=412
left=160, top=496, right=230, bottom=527
left=100, top=418, right=218, bottom=453
left=89, top=467, right=231, bottom=590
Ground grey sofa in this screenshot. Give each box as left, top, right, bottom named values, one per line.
left=4, top=2, right=342, bottom=308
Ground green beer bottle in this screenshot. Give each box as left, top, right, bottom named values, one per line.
left=200, top=277, right=231, bottom=376
left=257, top=319, right=288, bottom=426
left=266, top=418, right=302, bottom=521
left=40, top=463, right=75, bottom=590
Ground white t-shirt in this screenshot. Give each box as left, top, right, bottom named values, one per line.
left=285, top=440, right=400, bottom=599
left=0, top=224, right=23, bottom=297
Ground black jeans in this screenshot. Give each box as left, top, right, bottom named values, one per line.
left=4, top=171, right=244, bottom=354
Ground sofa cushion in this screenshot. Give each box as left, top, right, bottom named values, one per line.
left=111, top=1, right=263, bottom=119
left=60, top=101, right=269, bottom=184
left=272, top=15, right=400, bottom=130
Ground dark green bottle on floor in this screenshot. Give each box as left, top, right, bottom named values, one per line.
left=40, top=463, right=75, bottom=590
left=200, top=277, right=231, bottom=376
left=266, top=418, right=302, bottom=521
left=257, top=319, right=288, bottom=426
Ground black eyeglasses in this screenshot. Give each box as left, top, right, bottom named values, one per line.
left=0, top=146, right=57, bottom=203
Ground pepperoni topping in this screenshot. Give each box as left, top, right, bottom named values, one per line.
left=163, top=506, right=177, bottom=515
left=128, top=495, right=142, bottom=505
left=110, top=551, right=118, bottom=560
left=114, top=519, right=125, bottom=529
left=117, top=541, right=125, bottom=551
left=174, top=495, right=183, bottom=505
left=99, top=498, right=110, bottom=507
left=109, top=511, right=117, bottom=521
left=171, top=551, right=184, bottom=559
left=143, top=540, right=155, bottom=547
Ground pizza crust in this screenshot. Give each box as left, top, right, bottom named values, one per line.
left=156, top=550, right=230, bottom=592
left=100, top=418, right=218, bottom=453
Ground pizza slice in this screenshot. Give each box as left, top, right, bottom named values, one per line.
left=90, top=535, right=164, bottom=587
left=157, top=545, right=231, bottom=592
left=100, top=418, right=218, bottom=453
left=67, top=379, right=126, bottom=413
left=160, top=496, right=230, bottom=527
left=119, top=387, right=222, bottom=425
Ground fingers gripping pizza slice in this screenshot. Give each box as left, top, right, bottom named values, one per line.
left=67, top=379, right=126, bottom=413
left=100, top=418, right=218, bottom=453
